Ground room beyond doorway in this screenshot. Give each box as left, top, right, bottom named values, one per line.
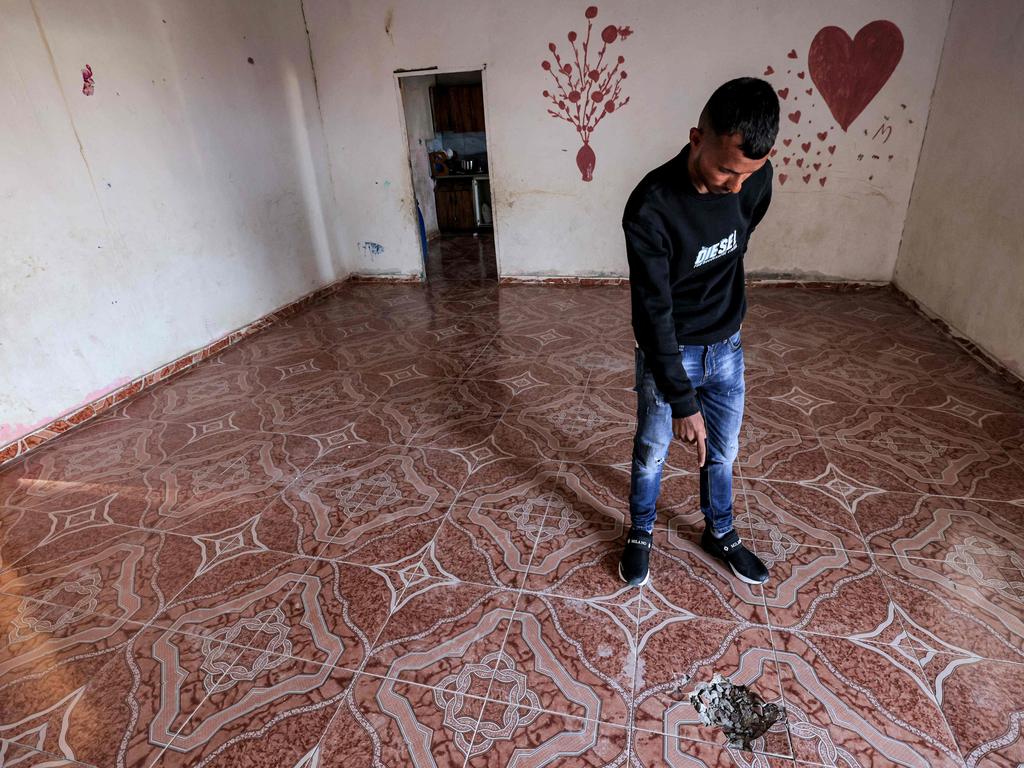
left=397, top=68, right=498, bottom=283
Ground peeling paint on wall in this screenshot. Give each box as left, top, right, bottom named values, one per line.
left=0, top=377, right=129, bottom=443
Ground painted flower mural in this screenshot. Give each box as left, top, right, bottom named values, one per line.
left=541, top=6, right=633, bottom=182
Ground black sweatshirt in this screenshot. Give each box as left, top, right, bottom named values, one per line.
left=623, top=144, right=773, bottom=418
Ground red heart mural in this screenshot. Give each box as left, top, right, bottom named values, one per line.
left=808, top=20, right=903, bottom=131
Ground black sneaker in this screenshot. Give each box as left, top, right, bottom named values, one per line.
left=701, top=527, right=769, bottom=585
left=618, top=528, right=653, bottom=587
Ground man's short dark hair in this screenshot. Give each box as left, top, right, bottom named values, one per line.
left=700, top=77, right=780, bottom=159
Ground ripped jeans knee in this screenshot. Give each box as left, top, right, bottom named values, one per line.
left=632, top=438, right=670, bottom=474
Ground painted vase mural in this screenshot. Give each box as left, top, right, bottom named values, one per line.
left=541, top=6, right=633, bottom=182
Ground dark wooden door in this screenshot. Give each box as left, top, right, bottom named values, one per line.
left=435, top=179, right=475, bottom=231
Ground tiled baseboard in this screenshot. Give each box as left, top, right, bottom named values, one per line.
left=0, top=277, right=352, bottom=468
left=498, top=276, right=629, bottom=286
left=348, top=274, right=423, bottom=283
left=890, top=284, right=1024, bottom=394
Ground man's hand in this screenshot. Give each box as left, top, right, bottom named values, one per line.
left=673, top=412, right=707, bottom=467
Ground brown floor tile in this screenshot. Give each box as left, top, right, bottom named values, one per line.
left=462, top=351, right=588, bottom=389
left=0, top=464, right=151, bottom=526
left=466, top=713, right=629, bottom=767
left=772, top=630, right=964, bottom=767
left=544, top=462, right=630, bottom=528
left=264, top=491, right=447, bottom=565
left=0, top=593, right=144, bottom=754
left=431, top=505, right=539, bottom=590
left=500, top=593, right=636, bottom=725
left=853, top=492, right=1024, bottom=573
left=632, top=727, right=796, bottom=766
left=820, top=432, right=1024, bottom=500
left=520, top=514, right=628, bottom=604
left=455, top=456, right=565, bottom=512
left=0, top=529, right=199, bottom=626
left=141, top=429, right=320, bottom=526
left=363, top=580, right=517, bottom=689
left=0, top=508, right=132, bottom=577
left=498, top=396, right=636, bottom=465
left=740, top=477, right=869, bottom=551
left=648, top=525, right=768, bottom=625
left=738, top=430, right=832, bottom=484
left=116, top=364, right=270, bottom=422
left=928, top=655, right=1024, bottom=766
left=1, top=418, right=192, bottom=487
left=878, top=555, right=1024, bottom=664
left=288, top=443, right=467, bottom=513
left=757, top=545, right=897, bottom=637
left=320, top=675, right=486, bottom=766
left=0, top=741, right=92, bottom=765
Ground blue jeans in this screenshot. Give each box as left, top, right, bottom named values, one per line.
left=629, top=329, right=745, bottom=535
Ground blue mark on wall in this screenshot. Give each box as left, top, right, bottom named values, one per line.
left=359, top=241, right=384, bottom=257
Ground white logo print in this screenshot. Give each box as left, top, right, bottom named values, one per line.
left=694, top=230, right=738, bottom=268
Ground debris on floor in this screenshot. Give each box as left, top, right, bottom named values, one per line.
left=688, top=673, right=786, bottom=751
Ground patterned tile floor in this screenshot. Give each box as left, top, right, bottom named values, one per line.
left=1, top=234, right=1022, bottom=766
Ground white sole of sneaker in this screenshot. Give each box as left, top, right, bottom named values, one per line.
left=729, top=562, right=769, bottom=586
left=618, top=562, right=650, bottom=587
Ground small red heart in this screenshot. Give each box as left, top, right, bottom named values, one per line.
left=777, top=87, right=789, bottom=99
left=827, top=145, right=836, bottom=154
left=764, top=65, right=775, bottom=75
left=802, top=174, right=812, bottom=184
left=817, top=131, right=828, bottom=141
left=782, top=157, right=790, bottom=165
left=805, top=88, right=813, bottom=95
left=778, top=173, right=788, bottom=184
left=796, top=158, right=804, bottom=167
left=788, top=110, right=801, bottom=124
left=797, top=71, right=806, bottom=79
left=783, top=138, right=792, bottom=146
left=787, top=49, right=798, bottom=59
left=819, top=176, right=827, bottom=186
left=813, top=162, right=821, bottom=170
left=801, top=142, right=811, bottom=153
left=769, top=148, right=778, bottom=157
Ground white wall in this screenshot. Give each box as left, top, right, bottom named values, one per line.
left=0, top=0, right=345, bottom=446
left=399, top=74, right=440, bottom=239
left=895, top=0, right=1024, bottom=379
left=305, top=0, right=950, bottom=279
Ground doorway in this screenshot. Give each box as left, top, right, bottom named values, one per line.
left=397, top=69, right=498, bottom=285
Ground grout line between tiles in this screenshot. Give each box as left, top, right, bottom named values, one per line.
left=152, top=548, right=335, bottom=766
left=461, top=471, right=554, bottom=767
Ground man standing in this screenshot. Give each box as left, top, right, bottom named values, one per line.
left=619, top=77, right=779, bottom=587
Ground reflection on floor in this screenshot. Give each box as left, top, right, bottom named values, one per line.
left=1, top=256, right=1022, bottom=765
left=425, top=233, right=497, bottom=285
